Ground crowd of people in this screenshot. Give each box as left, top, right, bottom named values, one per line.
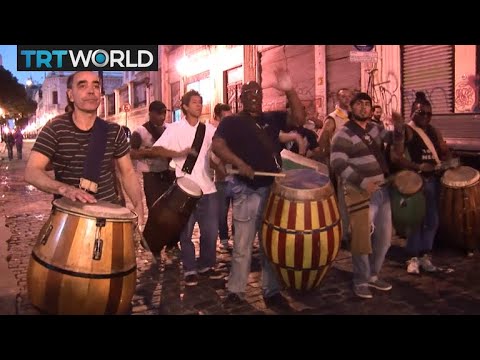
left=22, top=70, right=465, bottom=313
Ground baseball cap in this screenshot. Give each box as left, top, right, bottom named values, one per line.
left=149, top=101, right=169, bottom=113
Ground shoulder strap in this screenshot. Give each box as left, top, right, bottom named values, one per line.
left=344, top=120, right=389, bottom=175
left=181, top=122, right=206, bottom=174
left=142, top=121, right=165, bottom=142
left=407, top=121, right=441, bottom=165
left=81, top=118, right=109, bottom=193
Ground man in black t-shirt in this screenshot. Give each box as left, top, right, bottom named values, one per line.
left=212, top=70, right=306, bottom=312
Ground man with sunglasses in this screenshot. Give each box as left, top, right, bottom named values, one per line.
left=212, top=70, right=305, bottom=312
left=390, top=91, right=451, bottom=274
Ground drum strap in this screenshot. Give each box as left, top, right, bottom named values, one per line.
left=407, top=122, right=441, bottom=165
left=345, top=120, right=389, bottom=176
left=181, top=122, right=206, bottom=174
left=143, top=121, right=165, bottom=142
left=80, top=118, right=109, bottom=194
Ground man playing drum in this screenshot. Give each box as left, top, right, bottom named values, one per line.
left=145, top=90, right=222, bottom=287
left=25, top=71, right=145, bottom=225
left=390, top=92, right=451, bottom=274
left=212, top=69, right=305, bottom=311
left=331, top=92, right=399, bottom=299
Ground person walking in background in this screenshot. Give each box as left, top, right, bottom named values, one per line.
left=13, top=128, right=23, bottom=160
left=210, top=103, right=234, bottom=254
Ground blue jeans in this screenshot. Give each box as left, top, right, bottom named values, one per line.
left=179, top=193, right=219, bottom=276
left=352, top=187, right=392, bottom=285
left=227, top=177, right=281, bottom=298
left=215, top=181, right=233, bottom=245
left=406, top=178, right=439, bottom=257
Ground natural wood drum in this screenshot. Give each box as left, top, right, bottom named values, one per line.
left=439, top=166, right=480, bottom=251
left=261, top=168, right=341, bottom=291
left=27, top=198, right=138, bottom=315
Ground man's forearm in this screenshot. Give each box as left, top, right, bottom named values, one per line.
left=25, top=168, right=72, bottom=195
left=286, top=90, right=306, bottom=127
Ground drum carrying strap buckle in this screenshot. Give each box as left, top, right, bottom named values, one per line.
left=79, top=178, right=98, bottom=194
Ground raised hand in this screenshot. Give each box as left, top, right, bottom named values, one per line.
left=273, top=69, right=293, bottom=92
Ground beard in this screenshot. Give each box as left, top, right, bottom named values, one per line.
left=352, top=113, right=370, bottom=122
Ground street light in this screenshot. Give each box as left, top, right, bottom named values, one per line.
left=26, top=78, right=33, bottom=87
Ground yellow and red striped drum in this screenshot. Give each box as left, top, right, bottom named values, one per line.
left=261, top=168, right=341, bottom=291
left=27, top=198, right=138, bottom=315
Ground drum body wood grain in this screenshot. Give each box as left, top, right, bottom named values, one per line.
left=439, top=166, right=480, bottom=251
left=27, top=199, right=137, bottom=315
left=261, top=168, right=341, bottom=291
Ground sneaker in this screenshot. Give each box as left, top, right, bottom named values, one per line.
left=407, top=257, right=420, bottom=274
left=419, top=254, right=437, bottom=272
left=263, top=293, right=294, bottom=312
left=198, top=268, right=225, bottom=280
left=353, top=284, right=373, bottom=299
left=184, top=274, right=198, bottom=286
left=368, top=277, right=392, bottom=291
left=217, top=243, right=230, bottom=254
left=223, top=292, right=245, bottom=307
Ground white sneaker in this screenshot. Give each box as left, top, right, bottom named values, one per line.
left=419, top=254, right=437, bottom=272
left=407, top=257, right=420, bottom=274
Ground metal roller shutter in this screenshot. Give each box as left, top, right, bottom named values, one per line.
left=401, top=45, right=454, bottom=116
left=326, top=45, right=361, bottom=113
left=259, top=45, right=315, bottom=111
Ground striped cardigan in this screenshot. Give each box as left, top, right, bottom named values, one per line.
left=330, top=122, right=390, bottom=189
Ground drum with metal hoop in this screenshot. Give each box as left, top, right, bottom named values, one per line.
left=261, top=168, right=341, bottom=291
left=27, top=198, right=138, bottom=315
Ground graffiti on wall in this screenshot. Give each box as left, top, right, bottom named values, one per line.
left=403, top=87, right=449, bottom=113
left=452, top=74, right=480, bottom=113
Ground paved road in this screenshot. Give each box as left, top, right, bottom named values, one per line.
left=1, top=141, right=479, bottom=315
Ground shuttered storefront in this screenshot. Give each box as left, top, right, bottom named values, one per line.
left=326, top=45, right=361, bottom=114
left=401, top=45, right=454, bottom=115
left=259, top=45, right=315, bottom=111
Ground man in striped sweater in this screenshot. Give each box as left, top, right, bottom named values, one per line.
left=25, top=71, right=145, bottom=225
left=330, top=92, right=394, bottom=299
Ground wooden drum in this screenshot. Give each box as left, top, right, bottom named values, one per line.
left=261, top=168, right=342, bottom=291
left=440, top=166, right=480, bottom=251
left=27, top=198, right=138, bottom=315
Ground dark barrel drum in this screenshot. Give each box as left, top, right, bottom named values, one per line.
left=261, top=168, right=342, bottom=291
left=390, top=170, right=426, bottom=237
left=143, top=177, right=202, bottom=254
left=439, top=166, right=480, bottom=251
left=27, top=198, right=138, bottom=315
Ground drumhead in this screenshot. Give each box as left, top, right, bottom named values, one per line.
left=393, top=170, right=423, bottom=195
left=53, top=198, right=137, bottom=220
left=442, top=166, right=480, bottom=188
left=278, top=168, right=329, bottom=190
left=177, top=177, right=203, bottom=197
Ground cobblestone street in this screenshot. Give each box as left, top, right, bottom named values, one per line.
left=1, top=141, right=480, bottom=315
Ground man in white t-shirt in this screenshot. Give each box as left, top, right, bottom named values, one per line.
left=148, top=90, right=222, bottom=286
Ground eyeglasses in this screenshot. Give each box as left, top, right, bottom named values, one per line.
left=415, top=110, right=432, bottom=117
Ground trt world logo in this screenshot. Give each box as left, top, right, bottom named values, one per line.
left=17, top=45, right=158, bottom=71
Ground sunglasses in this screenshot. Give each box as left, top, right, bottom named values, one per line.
left=242, top=89, right=262, bottom=95
left=415, top=110, right=432, bottom=117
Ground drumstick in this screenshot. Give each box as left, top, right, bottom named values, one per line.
left=227, top=169, right=286, bottom=177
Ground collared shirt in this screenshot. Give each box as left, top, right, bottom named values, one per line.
left=154, top=118, right=217, bottom=195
